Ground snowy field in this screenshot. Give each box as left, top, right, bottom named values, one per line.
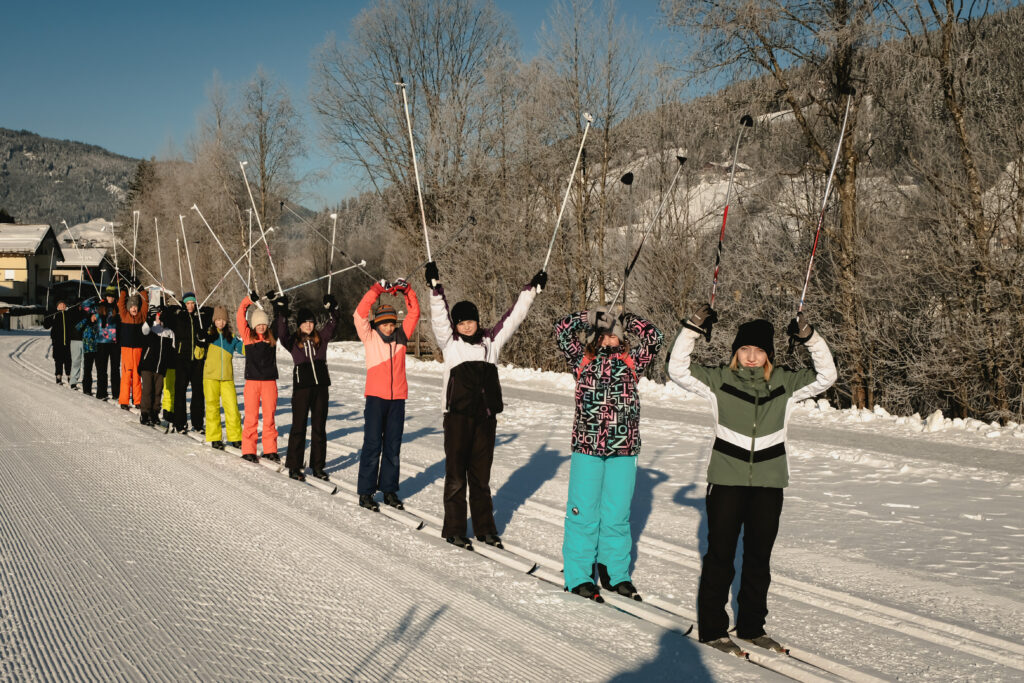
left=1, top=329, right=1022, bottom=681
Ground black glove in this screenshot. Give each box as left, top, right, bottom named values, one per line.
left=424, top=261, right=440, bottom=288
left=265, top=289, right=279, bottom=302
left=529, top=270, right=548, bottom=292
left=684, top=303, right=718, bottom=341
left=249, top=290, right=260, bottom=303
left=273, top=295, right=289, bottom=312
left=787, top=312, right=813, bottom=344
left=323, top=293, right=338, bottom=311
left=390, top=278, right=409, bottom=294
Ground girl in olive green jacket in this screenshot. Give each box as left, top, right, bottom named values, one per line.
left=666, top=307, right=836, bottom=655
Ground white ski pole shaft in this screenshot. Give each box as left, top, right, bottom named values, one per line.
left=543, top=113, right=594, bottom=272
left=199, top=231, right=271, bottom=308
left=45, top=247, right=56, bottom=309
left=110, top=222, right=121, bottom=295
left=62, top=220, right=101, bottom=298
left=280, top=201, right=378, bottom=283
left=278, top=261, right=366, bottom=296
left=396, top=80, right=432, bottom=261
left=328, top=213, right=338, bottom=295
left=154, top=217, right=165, bottom=287
left=797, top=92, right=853, bottom=314
left=192, top=203, right=250, bottom=292
left=246, top=209, right=253, bottom=289
left=179, top=214, right=201, bottom=325
left=176, top=237, right=184, bottom=297
left=239, top=161, right=283, bottom=295
left=110, top=236, right=172, bottom=299
left=132, top=210, right=139, bottom=278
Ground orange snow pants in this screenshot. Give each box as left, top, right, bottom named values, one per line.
left=119, top=347, right=143, bottom=406
left=243, top=380, right=279, bottom=457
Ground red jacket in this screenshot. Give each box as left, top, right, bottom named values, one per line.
left=354, top=283, right=420, bottom=400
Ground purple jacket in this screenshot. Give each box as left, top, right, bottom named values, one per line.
left=554, top=311, right=663, bottom=457
left=277, top=310, right=338, bottom=387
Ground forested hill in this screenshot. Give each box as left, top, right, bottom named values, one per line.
left=0, top=128, right=138, bottom=226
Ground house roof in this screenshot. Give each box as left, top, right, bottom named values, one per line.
left=0, top=224, right=64, bottom=259
left=57, top=247, right=109, bottom=268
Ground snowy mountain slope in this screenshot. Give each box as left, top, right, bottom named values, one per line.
left=3, top=330, right=1022, bottom=681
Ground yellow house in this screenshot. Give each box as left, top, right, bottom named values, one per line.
left=0, top=224, right=64, bottom=306
left=53, top=247, right=115, bottom=291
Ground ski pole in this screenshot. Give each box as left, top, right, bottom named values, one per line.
left=327, top=212, right=338, bottom=294
left=790, top=90, right=854, bottom=353
left=61, top=220, right=102, bottom=299
left=542, top=112, right=595, bottom=272
left=45, top=247, right=56, bottom=310
left=154, top=217, right=165, bottom=292
left=396, top=78, right=432, bottom=263
left=709, top=114, right=754, bottom=318
left=404, top=215, right=476, bottom=283
left=179, top=214, right=202, bottom=326
left=176, top=238, right=184, bottom=300
left=280, top=200, right=378, bottom=283
left=277, top=261, right=366, bottom=296
left=104, top=221, right=122, bottom=295
left=131, top=210, right=140, bottom=279
left=191, top=202, right=259, bottom=303
left=239, top=161, right=283, bottom=295
left=606, top=156, right=687, bottom=317
left=620, top=171, right=634, bottom=308
left=199, top=230, right=273, bottom=308
left=109, top=235, right=179, bottom=303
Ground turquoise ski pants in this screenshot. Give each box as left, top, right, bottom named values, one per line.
left=562, top=452, right=638, bottom=591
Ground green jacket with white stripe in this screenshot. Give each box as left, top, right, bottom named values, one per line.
left=665, top=326, right=837, bottom=488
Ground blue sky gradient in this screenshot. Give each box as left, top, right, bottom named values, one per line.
left=1, top=0, right=675, bottom=208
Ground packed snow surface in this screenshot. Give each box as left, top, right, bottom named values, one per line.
left=1, top=331, right=1021, bottom=681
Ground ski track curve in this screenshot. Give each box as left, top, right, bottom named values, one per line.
left=1, top=333, right=747, bottom=682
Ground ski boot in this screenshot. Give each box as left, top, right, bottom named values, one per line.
left=210, top=441, right=226, bottom=450
left=228, top=441, right=241, bottom=449
left=120, top=404, right=130, bottom=411
left=70, top=384, right=79, bottom=391
left=567, top=582, right=604, bottom=603
left=358, top=494, right=380, bottom=511
left=382, top=492, right=404, bottom=510
left=263, top=452, right=280, bottom=463
left=241, top=453, right=259, bottom=463
left=55, top=376, right=62, bottom=385
left=446, top=535, right=473, bottom=550
left=595, top=563, right=642, bottom=601
left=705, top=637, right=748, bottom=659
left=311, top=470, right=330, bottom=481
left=288, top=469, right=306, bottom=482
left=476, top=534, right=504, bottom=549
left=740, top=634, right=789, bottom=654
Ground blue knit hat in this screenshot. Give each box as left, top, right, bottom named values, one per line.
left=182, top=292, right=197, bottom=304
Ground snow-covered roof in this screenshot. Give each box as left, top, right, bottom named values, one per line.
left=57, top=247, right=109, bottom=268
left=0, top=224, right=62, bottom=257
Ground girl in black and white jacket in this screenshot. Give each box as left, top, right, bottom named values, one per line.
left=426, top=260, right=546, bottom=550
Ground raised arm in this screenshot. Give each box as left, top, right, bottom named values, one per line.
left=788, top=316, right=837, bottom=401
left=554, top=311, right=588, bottom=370
left=665, top=326, right=718, bottom=403
left=354, top=283, right=384, bottom=343
left=401, top=286, right=420, bottom=339
left=488, top=283, right=538, bottom=353
left=624, top=313, right=663, bottom=375
left=429, top=286, right=454, bottom=349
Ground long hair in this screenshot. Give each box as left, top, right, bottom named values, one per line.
left=255, top=325, right=276, bottom=347
left=214, top=321, right=234, bottom=343
left=729, top=353, right=773, bottom=381
left=296, top=327, right=321, bottom=349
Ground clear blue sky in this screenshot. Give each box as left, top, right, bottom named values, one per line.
left=0, top=0, right=676, bottom=209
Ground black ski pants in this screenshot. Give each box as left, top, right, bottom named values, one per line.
left=141, top=370, right=164, bottom=416
left=52, top=342, right=71, bottom=379
left=286, top=385, right=329, bottom=474
left=173, top=357, right=205, bottom=431
left=441, top=412, right=497, bottom=538
left=697, top=484, right=784, bottom=642
left=95, top=343, right=120, bottom=400
left=82, top=351, right=96, bottom=395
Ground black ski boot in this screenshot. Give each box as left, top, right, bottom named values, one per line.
left=210, top=441, right=225, bottom=450
left=476, top=534, right=504, bottom=549
left=288, top=469, right=306, bottom=482
left=311, top=470, right=330, bottom=481
left=446, top=535, right=473, bottom=550
left=596, top=562, right=613, bottom=590
left=70, top=384, right=79, bottom=391
left=139, top=412, right=150, bottom=426
left=358, top=494, right=380, bottom=511
left=382, top=492, right=404, bottom=510
left=567, top=582, right=604, bottom=603
left=242, top=453, right=259, bottom=463
left=120, top=404, right=130, bottom=411
left=610, top=581, right=642, bottom=602
left=55, top=376, right=62, bottom=385
left=228, top=441, right=241, bottom=449
left=263, top=452, right=280, bottom=463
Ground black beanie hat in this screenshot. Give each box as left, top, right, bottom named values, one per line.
left=296, top=308, right=316, bottom=325
left=732, top=319, right=775, bottom=360
left=451, top=301, right=479, bottom=326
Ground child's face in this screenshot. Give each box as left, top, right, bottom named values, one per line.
left=129, top=305, right=139, bottom=316
left=736, top=345, right=768, bottom=368
left=599, top=333, right=620, bottom=347
left=255, top=323, right=268, bottom=336
left=185, top=300, right=196, bottom=313
left=300, top=321, right=315, bottom=335
left=215, top=318, right=226, bottom=330
left=378, top=321, right=396, bottom=336
left=456, top=320, right=478, bottom=336
left=90, top=314, right=98, bottom=322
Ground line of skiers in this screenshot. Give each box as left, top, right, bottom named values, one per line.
left=41, top=257, right=836, bottom=656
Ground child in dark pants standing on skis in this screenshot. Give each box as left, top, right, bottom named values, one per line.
left=554, top=306, right=662, bottom=602
left=277, top=294, right=339, bottom=482
left=353, top=279, right=419, bottom=511
left=426, top=260, right=545, bottom=550
left=666, top=306, right=836, bottom=656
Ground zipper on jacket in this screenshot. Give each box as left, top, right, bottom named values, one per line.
left=389, top=342, right=394, bottom=400
left=749, top=392, right=761, bottom=486
left=307, top=339, right=319, bottom=384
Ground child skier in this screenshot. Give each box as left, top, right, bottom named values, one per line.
left=43, top=299, right=72, bottom=385
left=554, top=305, right=663, bottom=602
left=666, top=306, right=836, bottom=656
left=169, top=293, right=209, bottom=434
left=139, top=308, right=176, bottom=426
left=94, top=285, right=121, bottom=401
left=426, top=260, right=546, bottom=550
left=117, top=283, right=149, bottom=409
left=199, top=305, right=245, bottom=449
left=275, top=293, right=339, bottom=481
left=353, top=278, right=420, bottom=511
left=74, top=306, right=101, bottom=396
left=237, top=293, right=279, bottom=463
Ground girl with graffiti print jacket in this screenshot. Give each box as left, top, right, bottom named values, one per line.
left=554, top=307, right=663, bottom=603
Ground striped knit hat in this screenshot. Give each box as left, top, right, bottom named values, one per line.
left=373, top=303, right=398, bottom=325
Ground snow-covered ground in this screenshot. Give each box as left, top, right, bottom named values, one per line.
left=2, top=330, right=1022, bottom=681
